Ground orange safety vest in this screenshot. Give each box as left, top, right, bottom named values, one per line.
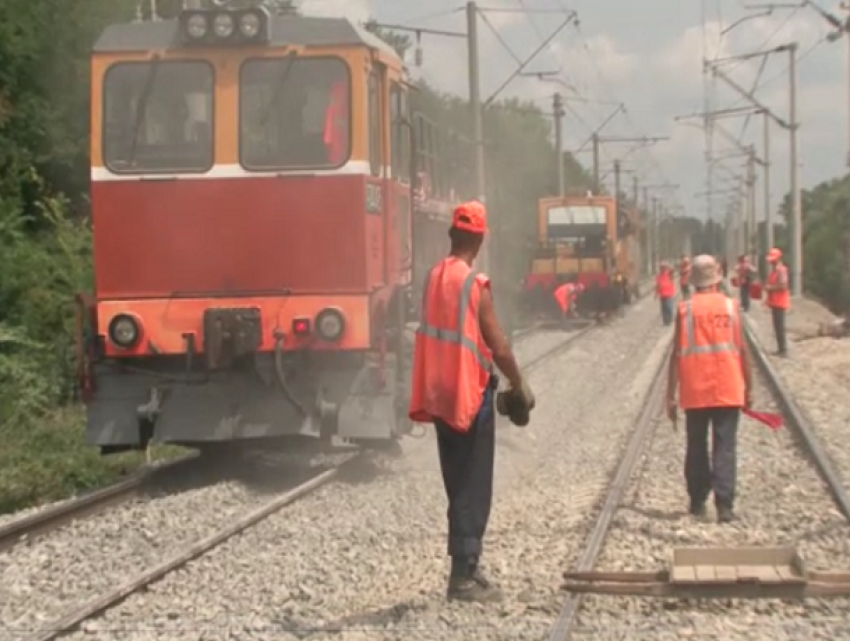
left=656, top=272, right=674, bottom=298
left=677, top=292, right=745, bottom=410
left=553, top=283, right=575, bottom=313
left=766, top=264, right=790, bottom=310
left=408, top=257, right=493, bottom=432
left=323, top=80, right=348, bottom=165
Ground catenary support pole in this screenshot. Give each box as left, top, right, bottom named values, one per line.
left=592, top=133, right=600, bottom=194
left=789, top=42, right=802, bottom=296
left=763, top=110, right=772, bottom=254
left=466, top=2, right=487, bottom=271
left=554, top=93, right=565, bottom=196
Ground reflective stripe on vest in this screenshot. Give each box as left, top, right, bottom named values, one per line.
left=681, top=296, right=739, bottom=356
left=417, top=269, right=491, bottom=371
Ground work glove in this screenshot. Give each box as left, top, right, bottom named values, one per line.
left=496, top=379, right=535, bottom=427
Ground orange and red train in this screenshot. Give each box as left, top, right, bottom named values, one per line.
left=76, top=5, right=471, bottom=454
left=522, top=194, right=642, bottom=317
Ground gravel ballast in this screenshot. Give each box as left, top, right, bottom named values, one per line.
left=571, top=363, right=850, bottom=640
left=49, top=296, right=671, bottom=641
left=0, top=326, right=586, bottom=641
left=744, top=297, right=850, bottom=499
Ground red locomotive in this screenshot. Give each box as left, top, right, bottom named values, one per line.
left=75, top=4, right=471, bottom=454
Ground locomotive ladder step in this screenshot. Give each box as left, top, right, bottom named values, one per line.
left=560, top=546, right=850, bottom=599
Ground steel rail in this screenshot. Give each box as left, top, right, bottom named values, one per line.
left=743, top=316, right=850, bottom=521
left=547, top=338, right=674, bottom=641
left=0, top=454, right=199, bottom=553
left=22, top=458, right=358, bottom=641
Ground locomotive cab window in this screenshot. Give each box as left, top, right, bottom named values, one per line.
left=240, top=57, right=351, bottom=170
left=103, top=61, right=214, bottom=173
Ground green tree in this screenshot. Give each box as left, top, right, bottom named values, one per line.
left=364, top=19, right=412, bottom=59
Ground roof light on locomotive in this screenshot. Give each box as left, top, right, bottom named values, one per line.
left=178, top=5, right=269, bottom=46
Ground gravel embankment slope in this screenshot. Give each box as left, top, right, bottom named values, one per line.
left=57, top=297, right=671, bottom=641
left=572, top=365, right=850, bottom=640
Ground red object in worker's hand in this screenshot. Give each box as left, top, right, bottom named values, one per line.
left=744, top=408, right=783, bottom=430
left=731, top=276, right=739, bottom=287
left=749, top=281, right=763, bottom=299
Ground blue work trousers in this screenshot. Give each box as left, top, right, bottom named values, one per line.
left=660, top=296, right=674, bottom=326
left=434, top=385, right=495, bottom=564
left=684, top=407, right=740, bottom=509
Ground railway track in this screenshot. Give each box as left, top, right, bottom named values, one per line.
left=0, top=320, right=586, bottom=554
left=2, top=316, right=610, bottom=641
left=545, top=312, right=850, bottom=641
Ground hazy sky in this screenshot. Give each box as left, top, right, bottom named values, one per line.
left=303, top=0, right=847, bottom=226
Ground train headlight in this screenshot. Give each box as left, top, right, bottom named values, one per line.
left=213, top=13, right=235, bottom=39
left=315, top=308, right=345, bottom=342
left=185, top=13, right=208, bottom=39
left=239, top=12, right=261, bottom=38
left=108, top=314, right=140, bottom=349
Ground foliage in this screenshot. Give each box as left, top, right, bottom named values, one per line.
left=773, top=175, right=850, bottom=314
left=367, top=22, right=594, bottom=294
left=0, top=0, right=147, bottom=513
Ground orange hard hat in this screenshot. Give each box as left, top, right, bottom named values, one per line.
left=451, top=201, right=487, bottom=234
left=767, top=248, right=782, bottom=262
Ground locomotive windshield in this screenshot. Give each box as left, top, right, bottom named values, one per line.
left=103, top=61, right=214, bottom=173
left=240, top=57, right=351, bottom=170
left=547, top=205, right=607, bottom=237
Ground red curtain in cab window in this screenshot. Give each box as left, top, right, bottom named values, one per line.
left=323, top=80, right=348, bottom=165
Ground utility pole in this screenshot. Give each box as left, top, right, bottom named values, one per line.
left=592, top=134, right=600, bottom=194
left=746, top=148, right=757, bottom=257
left=708, top=44, right=801, bottom=295
left=651, top=197, right=659, bottom=266
left=763, top=110, right=772, bottom=255
left=466, top=1, right=485, bottom=207
left=553, top=93, right=565, bottom=196
left=613, top=160, right=621, bottom=205
left=789, top=43, right=802, bottom=296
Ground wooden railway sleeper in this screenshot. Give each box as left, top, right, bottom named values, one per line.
left=561, top=569, right=850, bottom=599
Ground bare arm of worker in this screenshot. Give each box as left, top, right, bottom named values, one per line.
left=479, top=286, right=523, bottom=389
left=738, top=313, right=754, bottom=406
left=666, top=309, right=681, bottom=404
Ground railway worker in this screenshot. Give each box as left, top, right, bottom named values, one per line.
left=679, top=255, right=692, bottom=300
left=764, top=248, right=790, bottom=356
left=736, top=255, right=754, bottom=312
left=655, top=262, right=675, bottom=326
left=409, top=200, right=535, bottom=603
left=666, top=255, right=753, bottom=524
left=553, top=278, right=577, bottom=320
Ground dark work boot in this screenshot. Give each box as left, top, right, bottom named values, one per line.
left=716, top=504, right=735, bottom=523
left=447, top=559, right=503, bottom=603
left=688, top=500, right=706, bottom=519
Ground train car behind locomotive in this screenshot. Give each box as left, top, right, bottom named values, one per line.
left=76, top=5, right=466, bottom=455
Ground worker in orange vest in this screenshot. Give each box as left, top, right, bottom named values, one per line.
left=655, top=262, right=675, bottom=325
left=408, top=200, right=534, bottom=602
left=735, top=255, right=754, bottom=312
left=666, top=255, right=753, bottom=523
left=553, top=278, right=577, bottom=320
left=679, top=255, right=691, bottom=300
left=764, top=247, right=790, bottom=356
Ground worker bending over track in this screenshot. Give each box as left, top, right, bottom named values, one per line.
left=409, top=201, right=535, bottom=602
left=665, top=255, right=753, bottom=524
